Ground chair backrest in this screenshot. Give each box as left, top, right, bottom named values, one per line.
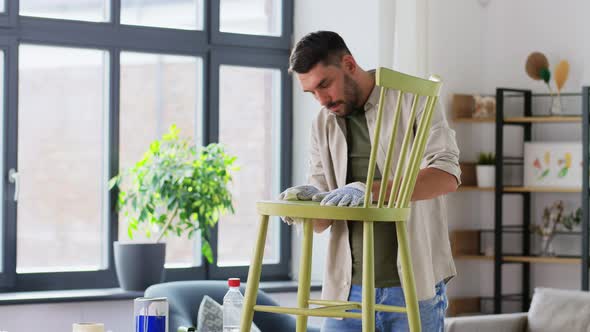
left=363, top=67, right=442, bottom=210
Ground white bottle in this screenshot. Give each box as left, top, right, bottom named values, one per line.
left=223, top=278, right=244, bottom=332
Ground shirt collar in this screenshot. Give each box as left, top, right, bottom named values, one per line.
left=363, top=69, right=380, bottom=112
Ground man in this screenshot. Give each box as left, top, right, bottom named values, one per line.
left=282, top=31, right=461, bottom=331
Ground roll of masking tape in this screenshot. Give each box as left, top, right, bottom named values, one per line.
left=72, top=323, right=105, bottom=332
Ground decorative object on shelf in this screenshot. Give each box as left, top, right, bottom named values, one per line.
left=473, top=95, right=496, bottom=119
left=450, top=230, right=481, bottom=256
left=459, top=162, right=477, bottom=186
left=524, top=142, right=581, bottom=188
left=451, top=94, right=476, bottom=120
left=109, top=125, right=238, bottom=290
left=451, top=94, right=495, bottom=120
left=530, top=201, right=582, bottom=256
left=476, top=152, right=495, bottom=187
left=525, top=52, right=551, bottom=86
left=525, top=52, right=569, bottom=115
left=553, top=60, right=570, bottom=114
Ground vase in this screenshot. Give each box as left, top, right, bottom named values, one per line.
left=114, top=242, right=166, bottom=291
left=549, top=95, right=563, bottom=116
left=476, top=165, right=495, bottom=187
left=540, top=234, right=555, bottom=256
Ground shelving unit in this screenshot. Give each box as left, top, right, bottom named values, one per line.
left=492, top=87, right=590, bottom=313
left=450, top=88, right=590, bottom=316
left=453, top=118, right=495, bottom=123
left=455, top=254, right=580, bottom=264
left=457, top=186, right=494, bottom=192
left=457, top=186, right=580, bottom=193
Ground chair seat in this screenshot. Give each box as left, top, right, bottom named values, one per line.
left=256, top=200, right=410, bottom=222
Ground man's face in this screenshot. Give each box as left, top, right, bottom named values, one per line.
left=297, top=61, right=362, bottom=117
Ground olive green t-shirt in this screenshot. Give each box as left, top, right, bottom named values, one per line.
left=345, top=107, right=400, bottom=288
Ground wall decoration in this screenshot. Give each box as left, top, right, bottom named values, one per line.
left=523, top=142, right=581, bottom=188
left=525, top=52, right=571, bottom=115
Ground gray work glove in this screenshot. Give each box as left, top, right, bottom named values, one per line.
left=312, top=182, right=368, bottom=207
left=278, top=184, right=321, bottom=201
left=278, top=185, right=321, bottom=225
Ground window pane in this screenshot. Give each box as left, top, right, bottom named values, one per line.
left=17, top=45, right=108, bottom=273
left=20, top=0, right=109, bottom=22
left=217, top=65, right=281, bottom=266
left=0, top=0, right=4, bottom=13
left=121, top=0, right=204, bottom=30
left=220, top=0, right=282, bottom=36
left=120, top=52, right=203, bottom=267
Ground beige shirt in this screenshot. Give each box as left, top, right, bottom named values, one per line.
left=308, top=83, right=461, bottom=301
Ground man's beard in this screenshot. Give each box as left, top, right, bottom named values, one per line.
left=334, top=74, right=362, bottom=116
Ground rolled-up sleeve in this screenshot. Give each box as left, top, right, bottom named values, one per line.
left=421, top=100, right=462, bottom=185
left=308, top=121, right=329, bottom=191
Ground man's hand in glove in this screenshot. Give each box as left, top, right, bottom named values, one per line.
left=312, top=182, right=368, bottom=207
left=278, top=185, right=321, bottom=225
left=278, top=184, right=321, bottom=201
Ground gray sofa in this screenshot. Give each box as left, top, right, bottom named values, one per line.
left=145, top=280, right=320, bottom=332
left=444, top=288, right=590, bottom=332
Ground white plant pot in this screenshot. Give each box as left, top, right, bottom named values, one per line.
left=476, top=165, right=495, bottom=187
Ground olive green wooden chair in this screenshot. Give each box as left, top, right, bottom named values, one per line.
left=240, top=67, right=442, bottom=332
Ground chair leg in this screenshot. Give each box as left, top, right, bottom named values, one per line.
left=296, top=221, right=314, bottom=332
left=396, top=221, right=421, bottom=332
left=241, top=214, right=270, bottom=332
left=362, top=221, right=375, bottom=332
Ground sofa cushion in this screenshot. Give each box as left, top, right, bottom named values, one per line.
left=528, top=287, right=590, bottom=332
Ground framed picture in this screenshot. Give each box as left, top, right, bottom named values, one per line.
left=523, top=142, right=582, bottom=188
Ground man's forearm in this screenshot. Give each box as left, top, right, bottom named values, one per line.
left=312, top=219, right=333, bottom=233
left=411, top=168, right=459, bottom=200
left=371, top=167, right=458, bottom=203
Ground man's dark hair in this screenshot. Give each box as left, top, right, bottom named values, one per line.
left=289, top=31, right=351, bottom=74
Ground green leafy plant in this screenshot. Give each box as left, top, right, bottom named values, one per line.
left=477, top=152, right=495, bottom=165
left=562, top=207, right=582, bottom=231
left=530, top=201, right=581, bottom=240
left=109, top=125, right=238, bottom=263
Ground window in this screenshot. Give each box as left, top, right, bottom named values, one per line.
left=20, top=0, right=109, bottom=22
left=120, top=52, right=204, bottom=267
left=217, top=65, right=282, bottom=266
left=121, top=0, right=204, bottom=30
left=17, top=45, right=108, bottom=273
left=0, top=0, right=292, bottom=291
left=220, top=0, right=282, bottom=36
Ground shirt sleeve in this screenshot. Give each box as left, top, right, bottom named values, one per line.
left=420, top=99, right=462, bottom=185
left=308, top=120, right=330, bottom=191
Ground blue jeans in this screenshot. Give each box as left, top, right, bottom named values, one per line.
left=321, top=282, right=447, bottom=332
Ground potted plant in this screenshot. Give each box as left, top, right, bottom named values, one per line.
left=109, top=125, right=237, bottom=291
left=476, top=152, right=495, bottom=187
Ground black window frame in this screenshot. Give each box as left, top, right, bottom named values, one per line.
left=0, top=0, right=293, bottom=292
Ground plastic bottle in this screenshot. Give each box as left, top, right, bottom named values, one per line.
left=223, top=278, right=244, bottom=332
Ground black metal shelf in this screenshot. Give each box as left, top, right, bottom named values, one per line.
left=492, top=87, right=590, bottom=314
